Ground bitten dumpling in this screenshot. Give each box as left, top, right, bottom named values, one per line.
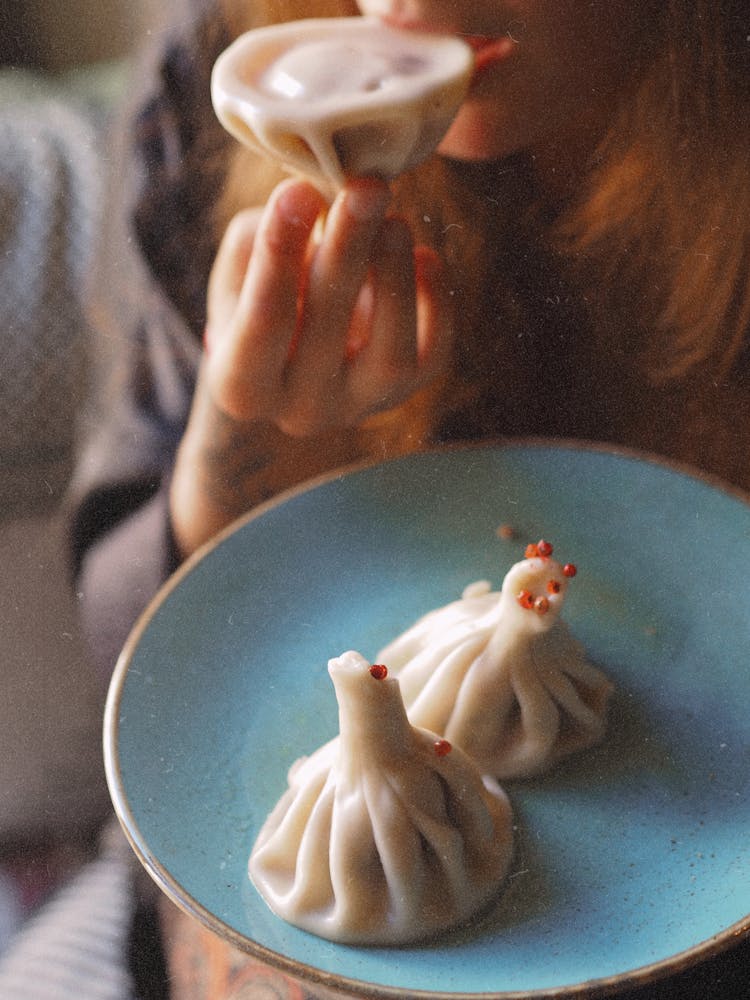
left=212, top=17, right=473, bottom=193
left=249, top=650, right=514, bottom=945
left=377, top=542, right=614, bottom=780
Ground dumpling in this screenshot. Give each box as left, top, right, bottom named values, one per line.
left=377, top=542, right=614, bottom=779
left=211, top=17, right=473, bottom=193
left=249, top=650, right=514, bottom=945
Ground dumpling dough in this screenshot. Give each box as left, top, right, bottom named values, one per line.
left=211, top=17, right=473, bottom=192
left=249, top=650, right=514, bottom=945
left=377, top=547, right=613, bottom=779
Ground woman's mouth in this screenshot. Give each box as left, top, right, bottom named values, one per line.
left=464, top=34, right=517, bottom=76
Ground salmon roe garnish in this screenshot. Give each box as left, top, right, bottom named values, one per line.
left=434, top=739, right=452, bottom=757
left=563, top=563, right=578, bottom=578
left=537, top=539, right=554, bottom=557
left=369, top=664, right=388, bottom=680
left=517, top=589, right=535, bottom=609
left=547, top=579, right=561, bottom=594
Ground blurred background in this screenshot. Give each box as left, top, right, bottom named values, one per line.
left=0, top=0, right=158, bottom=953
left=0, top=0, right=153, bottom=69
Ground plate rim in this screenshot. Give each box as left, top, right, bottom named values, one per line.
left=103, top=436, right=750, bottom=999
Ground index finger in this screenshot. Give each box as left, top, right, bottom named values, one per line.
left=206, top=206, right=263, bottom=339
left=209, top=179, right=326, bottom=417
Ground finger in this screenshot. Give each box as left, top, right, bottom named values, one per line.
left=345, top=217, right=419, bottom=411
left=363, top=214, right=418, bottom=364
left=345, top=238, right=453, bottom=421
left=413, top=244, right=454, bottom=380
left=209, top=179, right=326, bottom=419
left=207, top=207, right=263, bottom=338
left=285, top=178, right=391, bottom=396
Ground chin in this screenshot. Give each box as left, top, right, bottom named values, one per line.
left=437, top=105, right=523, bottom=163
left=437, top=127, right=513, bottom=163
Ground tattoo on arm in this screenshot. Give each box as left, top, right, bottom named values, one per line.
left=197, top=407, right=279, bottom=517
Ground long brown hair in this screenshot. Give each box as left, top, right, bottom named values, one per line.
left=557, top=0, right=750, bottom=380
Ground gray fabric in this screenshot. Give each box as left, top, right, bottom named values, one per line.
left=0, top=824, right=137, bottom=1000
left=0, top=74, right=104, bottom=516
left=0, top=72, right=115, bottom=843
left=0, top=509, right=110, bottom=843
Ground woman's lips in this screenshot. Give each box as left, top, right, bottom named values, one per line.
left=464, top=35, right=516, bottom=75
left=380, top=16, right=516, bottom=66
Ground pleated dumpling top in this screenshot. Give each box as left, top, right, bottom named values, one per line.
left=378, top=543, right=614, bottom=779
left=249, top=650, right=514, bottom=945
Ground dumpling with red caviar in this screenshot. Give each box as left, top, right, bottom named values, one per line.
left=249, top=650, right=514, bottom=945
left=377, top=543, right=614, bottom=780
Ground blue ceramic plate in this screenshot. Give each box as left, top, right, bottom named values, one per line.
left=104, top=440, right=750, bottom=998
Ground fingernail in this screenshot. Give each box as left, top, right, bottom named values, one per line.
left=344, top=179, right=391, bottom=221
left=276, top=181, right=324, bottom=229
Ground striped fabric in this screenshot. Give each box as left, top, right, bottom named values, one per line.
left=0, top=824, right=137, bottom=1000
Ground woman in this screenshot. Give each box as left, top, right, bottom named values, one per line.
left=72, top=1, right=749, bottom=995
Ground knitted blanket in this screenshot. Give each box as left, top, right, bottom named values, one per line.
left=0, top=70, right=104, bottom=516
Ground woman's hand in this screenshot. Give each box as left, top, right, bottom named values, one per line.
left=170, top=176, right=452, bottom=557
left=205, top=175, right=450, bottom=433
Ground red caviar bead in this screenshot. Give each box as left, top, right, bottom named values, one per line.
left=369, top=664, right=388, bottom=680
left=525, top=543, right=539, bottom=559
left=517, top=589, right=534, bottom=609
left=537, top=539, right=553, bottom=557
left=547, top=579, right=561, bottom=594
left=563, top=563, right=578, bottom=578
left=534, top=596, right=550, bottom=615
left=434, top=739, right=452, bottom=757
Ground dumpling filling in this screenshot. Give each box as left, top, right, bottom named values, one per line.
left=378, top=542, right=614, bottom=779
left=249, top=650, right=514, bottom=945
